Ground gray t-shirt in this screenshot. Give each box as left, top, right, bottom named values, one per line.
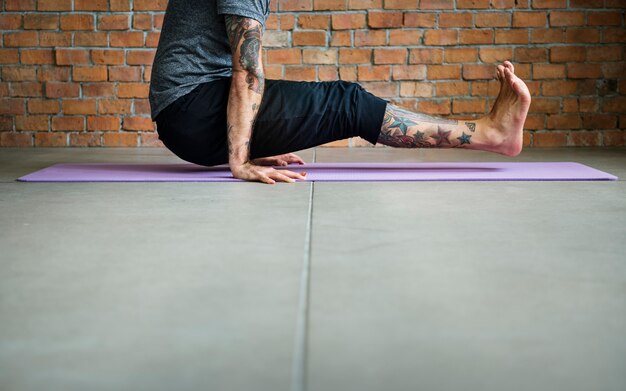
left=149, top=0, right=270, bottom=120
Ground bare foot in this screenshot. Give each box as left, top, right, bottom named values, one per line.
left=479, top=61, right=531, bottom=157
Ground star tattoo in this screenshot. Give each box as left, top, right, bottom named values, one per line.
left=432, top=127, right=452, bottom=146
left=457, top=132, right=472, bottom=145
left=389, top=117, right=417, bottom=135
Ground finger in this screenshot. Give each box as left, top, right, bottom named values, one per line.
left=278, top=160, right=288, bottom=166
left=281, top=170, right=307, bottom=180
left=259, top=175, right=276, bottom=185
left=271, top=172, right=296, bottom=183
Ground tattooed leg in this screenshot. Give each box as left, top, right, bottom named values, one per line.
left=377, top=61, right=531, bottom=156
left=377, top=105, right=479, bottom=150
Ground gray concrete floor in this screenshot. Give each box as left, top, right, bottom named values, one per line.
left=0, top=147, right=625, bottom=391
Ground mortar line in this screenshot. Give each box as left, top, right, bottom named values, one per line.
left=290, top=148, right=316, bottom=391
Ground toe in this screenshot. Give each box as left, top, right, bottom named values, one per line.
left=504, top=61, right=514, bottom=73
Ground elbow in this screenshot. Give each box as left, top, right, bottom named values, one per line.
left=233, top=67, right=265, bottom=94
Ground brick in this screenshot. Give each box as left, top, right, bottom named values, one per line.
left=280, top=0, right=313, bottom=11
left=24, top=14, right=58, bottom=30
left=102, top=132, right=137, bottom=146
left=266, top=14, right=279, bottom=30
left=313, top=0, right=345, bottom=10
left=75, top=0, right=108, bottom=10
left=267, top=49, right=301, bottom=64
left=403, top=12, right=436, bottom=28
left=533, top=64, right=566, bottom=79
left=587, top=46, right=622, bottom=62
left=88, top=116, right=120, bottom=131
left=91, top=50, right=125, bottom=65
left=4, top=31, right=38, bottom=47
left=603, top=28, right=626, bottom=43
left=75, top=32, right=109, bottom=46
left=389, top=30, right=422, bottom=45
left=542, top=80, right=577, bottom=96
left=127, top=50, right=156, bottom=65
left=533, top=131, right=568, bottom=147
left=83, top=83, right=116, bottom=97
left=99, top=99, right=133, bottom=114
left=110, top=0, right=131, bottom=12
left=60, top=14, right=93, bottom=30
left=332, top=13, right=366, bottom=29
left=428, top=64, right=461, bottom=79
left=475, top=12, right=510, bottom=27
left=532, top=0, right=566, bottom=8
left=98, top=15, right=129, bottom=30
left=384, top=0, right=418, bottom=9
left=37, top=0, right=72, bottom=11
left=514, top=47, right=548, bottom=63
left=46, top=82, right=80, bottom=98
left=40, top=32, right=72, bottom=46
left=602, top=96, right=626, bottom=113
left=0, top=49, right=20, bottom=64
left=139, top=132, right=164, bottom=148
left=10, top=82, right=42, bottom=97
left=133, top=14, right=152, bottom=30
left=34, top=132, right=66, bottom=147
left=117, top=83, right=150, bottom=98
left=38, top=66, right=70, bottom=81
left=73, top=66, right=108, bottom=82
left=603, top=131, right=626, bottom=146
left=0, top=99, right=25, bottom=115
left=547, top=114, right=581, bottom=129
left=280, top=14, right=296, bottom=30
left=457, top=0, right=489, bottom=7
left=549, top=12, right=585, bottom=27
left=146, top=32, right=161, bottom=48
left=409, top=48, right=443, bottom=64
left=63, top=100, right=96, bottom=115
left=6, top=0, right=36, bottom=11
left=436, top=81, right=470, bottom=96
left=530, top=28, right=565, bottom=44
left=55, top=49, right=90, bottom=65
left=399, top=82, right=433, bottom=97
left=28, top=99, right=60, bottom=114
left=439, top=13, right=472, bottom=28
left=285, top=76, right=322, bottom=94
left=417, top=99, right=451, bottom=115
left=302, top=48, right=338, bottom=64
left=360, top=82, right=397, bottom=97
left=452, top=99, right=487, bottom=114
left=355, top=30, right=387, bottom=46
left=293, top=31, right=327, bottom=46
left=133, top=0, right=168, bottom=11
left=368, top=12, right=403, bottom=28
left=298, top=15, right=330, bottom=29
left=373, top=48, right=406, bottom=64
left=495, top=29, right=529, bottom=44
left=110, top=32, right=144, bottom=47
left=463, top=64, right=495, bottom=80
left=16, top=115, right=49, bottom=131
left=2, top=66, right=37, bottom=81
left=424, top=30, right=458, bottom=46
left=0, top=14, right=23, bottom=30
left=570, top=131, right=600, bottom=147
left=264, top=66, right=283, bottom=79
left=339, top=66, right=357, bottom=81
left=21, top=50, right=55, bottom=65
left=357, top=65, right=390, bottom=81
left=550, top=46, right=585, bottom=62
left=602, top=62, right=626, bottom=79
left=529, top=98, right=560, bottom=114
left=0, top=116, right=14, bottom=131
left=444, top=48, right=478, bottom=63
left=419, top=0, right=454, bottom=10
left=566, top=28, right=600, bottom=43
left=318, top=66, right=339, bottom=81
left=123, top=116, right=154, bottom=131
left=1, top=132, right=33, bottom=147
left=512, top=12, right=546, bottom=27
left=331, top=31, right=352, bottom=46
left=582, top=114, right=617, bottom=129
left=349, top=0, right=383, bottom=9
left=52, top=116, right=84, bottom=131
left=70, top=132, right=101, bottom=146
left=588, top=12, right=622, bottom=26
left=339, top=49, right=372, bottom=64
left=134, top=100, right=151, bottom=114
left=568, top=64, right=602, bottom=79
left=459, top=29, right=493, bottom=44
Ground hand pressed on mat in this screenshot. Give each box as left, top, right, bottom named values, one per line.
left=231, top=162, right=307, bottom=185
left=252, top=153, right=305, bottom=167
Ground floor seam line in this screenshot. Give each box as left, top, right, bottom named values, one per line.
left=290, top=149, right=315, bottom=391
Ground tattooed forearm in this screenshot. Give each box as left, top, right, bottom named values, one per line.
left=225, top=15, right=265, bottom=94
left=227, top=122, right=250, bottom=160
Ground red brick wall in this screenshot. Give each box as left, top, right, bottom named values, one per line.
left=0, top=0, right=624, bottom=148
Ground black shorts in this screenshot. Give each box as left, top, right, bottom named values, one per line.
left=154, top=78, right=388, bottom=167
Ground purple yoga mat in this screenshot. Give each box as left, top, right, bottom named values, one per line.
left=17, top=162, right=617, bottom=182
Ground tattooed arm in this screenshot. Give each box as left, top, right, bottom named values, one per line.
left=224, top=15, right=305, bottom=184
